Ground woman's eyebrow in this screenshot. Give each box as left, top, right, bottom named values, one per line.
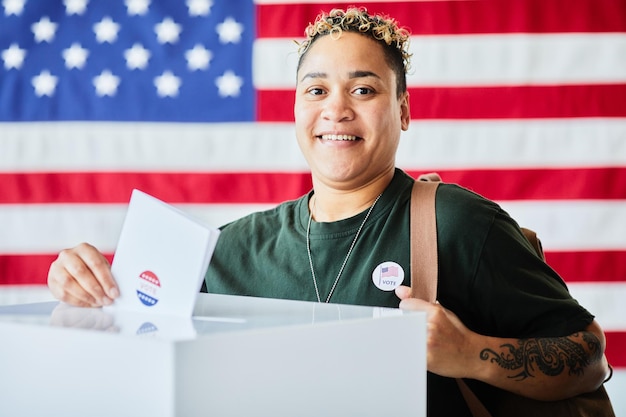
left=299, top=70, right=381, bottom=83
left=348, top=70, right=381, bottom=80
left=299, top=72, right=326, bottom=83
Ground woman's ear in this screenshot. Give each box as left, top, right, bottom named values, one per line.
left=400, top=92, right=410, bottom=131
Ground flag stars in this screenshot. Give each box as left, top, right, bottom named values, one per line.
left=94, top=17, right=120, bottom=43
left=32, top=70, right=58, bottom=97
left=2, top=43, right=26, bottom=70
left=154, top=71, right=181, bottom=97
left=64, top=0, right=88, bottom=15
left=3, top=0, right=25, bottom=16
left=124, top=43, right=150, bottom=70
left=155, top=17, right=181, bottom=44
left=216, top=17, right=243, bottom=44
left=93, top=70, right=120, bottom=97
left=125, top=0, right=150, bottom=16
left=187, top=0, right=212, bottom=17
left=32, top=16, right=58, bottom=43
left=185, top=44, right=212, bottom=71
left=63, top=43, right=89, bottom=69
left=216, top=70, right=242, bottom=97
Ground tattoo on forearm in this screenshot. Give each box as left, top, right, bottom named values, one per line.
left=480, top=332, right=602, bottom=380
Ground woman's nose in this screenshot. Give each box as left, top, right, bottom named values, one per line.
left=321, top=92, right=354, bottom=122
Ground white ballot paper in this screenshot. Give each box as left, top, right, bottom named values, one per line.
left=109, top=189, right=220, bottom=317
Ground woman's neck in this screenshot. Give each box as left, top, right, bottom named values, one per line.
left=309, top=169, right=394, bottom=222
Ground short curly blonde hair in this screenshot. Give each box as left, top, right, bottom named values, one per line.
left=296, top=7, right=412, bottom=97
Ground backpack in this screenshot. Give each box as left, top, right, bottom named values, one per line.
left=409, top=174, right=615, bottom=417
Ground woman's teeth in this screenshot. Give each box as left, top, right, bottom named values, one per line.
left=320, top=134, right=358, bottom=141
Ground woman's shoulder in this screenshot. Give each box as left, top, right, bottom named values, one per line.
left=434, top=182, right=504, bottom=247
left=436, top=182, right=501, bottom=219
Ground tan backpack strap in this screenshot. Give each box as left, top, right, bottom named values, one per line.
left=457, top=379, right=493, bottom=417
left=410, top=175, right=494, bottom=417
left=521, top=227, right=545, bottom=260
left=409, top=179, right=440, bottom=302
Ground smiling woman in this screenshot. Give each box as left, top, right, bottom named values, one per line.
left=44, top=6, right=614, bottom=417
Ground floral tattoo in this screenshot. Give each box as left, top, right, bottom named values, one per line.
left=480, top=332, right=602, bottom=380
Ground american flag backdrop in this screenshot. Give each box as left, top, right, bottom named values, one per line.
left=1, top=0, right=625, bottom=404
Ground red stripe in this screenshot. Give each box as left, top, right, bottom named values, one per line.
left=0, top=254, right=113, bottom=286
left=546, top=251, right=626, bottom=283
left=2, top=251, right=625, bottom=286
left=605, top=331, right=626, bottom=368
left=0, top=172, right=312, bottom=204
left=408, top=85, right=626, bottom=119
left=1, top=168, right=625, bottom=204
left=405, top=167, right=626, bottom=202
left=257, top=0, right=626, bottom=38
left=258, top=85, right=626, bottom=122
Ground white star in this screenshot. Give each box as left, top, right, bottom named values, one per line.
left=93, top=70, right=120, bottom=97
left=154, top=71, right=181, bottom=97
left=186, top=0, right=212, bottom=16
left=93, top=17, right=120, bottom=43
left=124, top=43, right=150, bottom=70
left=64, top=0, right=88, bottom=15
left=3, top=0, right=25, bottom=15
left=215, top=70, right=243, bottom=97
left=62, top=43, right=89, bottom=69
left=31, top=16, right=58, bottom=43
left=216, top=17, right=243, bottom=44
left=154, top=17, right=181, bottom=44
left=185, top=44, right=212, bottom=71
left=125, top=0, right=149, bottom=15
left=2, top=43, right=26, bottom=70
left=32, top=70, right=58, bottom=97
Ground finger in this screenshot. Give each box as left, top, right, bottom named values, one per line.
left=48, top=253, right=96, bottom=306
left=48, top=259, right=100, bottom=307
left=52, top=247, right=111, bottom=306
left=74, top=243, right=118, bottom=299
left=394, top=285, right=412, bottom=300
left=67, top=243, right=118, bottom=302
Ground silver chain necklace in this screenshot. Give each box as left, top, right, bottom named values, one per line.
left=306, top=193, right=382, bottom=303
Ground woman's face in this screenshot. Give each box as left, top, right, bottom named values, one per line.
left=294, top=32, right=410, bottom=191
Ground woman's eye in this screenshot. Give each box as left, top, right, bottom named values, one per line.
left=307, top=88, right=325, bottom=96
left=354, top=87, right=373, bottom=95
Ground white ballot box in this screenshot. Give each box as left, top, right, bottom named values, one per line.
left=0, top=293, right=427, bottom=417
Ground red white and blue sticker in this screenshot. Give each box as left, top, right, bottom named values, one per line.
left=372, top=261, right=404, bottom=291
left=136, top=270, right=161, bottom=307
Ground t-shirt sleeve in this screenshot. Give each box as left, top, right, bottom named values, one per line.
left=436, top=184, right=594, bottom=339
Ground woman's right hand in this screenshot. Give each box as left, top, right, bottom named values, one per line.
left=47, top=242, right=119, bottom=307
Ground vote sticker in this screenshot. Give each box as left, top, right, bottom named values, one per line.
left=136, top=270, right=161, bottom=307
left=372, top=261, right=404, bottom=291
left=136, top=322, right=159, bottom=336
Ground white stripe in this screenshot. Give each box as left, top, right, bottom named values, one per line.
left=0, top=121, right=307, bottom=172
left=398, top=118, right=626, bottom=169
left=1, top=119, right=626, bottom=172
left=568, top=283, right=626, bottom=332
left=253, top=34, right=626, bottom=88
left=0, top=204, right=274, bottom=253
left=0, top=201, right=623, bottom=254
left=499, top=200, right=626, bottom=251
left=605, top=372, right=626, bottom=414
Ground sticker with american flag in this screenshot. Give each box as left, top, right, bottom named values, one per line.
left=373, top=261, right=404, bottom=291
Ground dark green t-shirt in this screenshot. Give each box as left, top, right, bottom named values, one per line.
left=204, top=168, right=593, bottom=416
